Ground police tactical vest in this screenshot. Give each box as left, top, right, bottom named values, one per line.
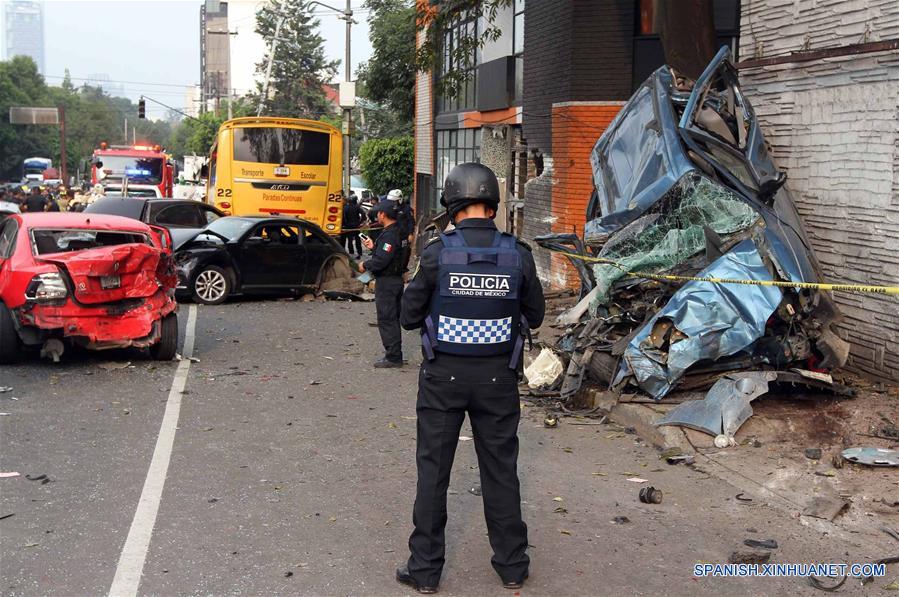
left=422, top=229, right=526, bottom=364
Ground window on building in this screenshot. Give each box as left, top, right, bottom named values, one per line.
left=434, top=128, right=482, bottom=211
left=437, top=14, right=478, bottom=113
left=512, top=0, right=525, bottom=104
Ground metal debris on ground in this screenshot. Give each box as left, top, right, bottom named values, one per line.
left=534, top=47, right=858, bottom=428
left=638, top=486, right=663, bottom=504
left=805, top=448, right=822, bottom=460
left=743, top=539, right=777, bottom=549
left=841, top=447, right=899, bottom=467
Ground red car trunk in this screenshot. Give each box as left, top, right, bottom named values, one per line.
left=38, top=243, right=169, bottom=304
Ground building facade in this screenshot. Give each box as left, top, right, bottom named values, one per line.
left=737, top=0, right=899, bottom=381
left=2, top=0, right=44, bottom=73
left=414, top=1, right=526, bottom=234
left=520, top=0, right=739, bottom=287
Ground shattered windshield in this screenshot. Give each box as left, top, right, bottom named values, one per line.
left=203, top=217, right=255, bottom=241
left=591, top=174, right=761, bottom=304
left=31, top=229, right=150, bottom=255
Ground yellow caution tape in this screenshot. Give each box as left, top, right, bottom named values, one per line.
left=549, top=249, right=899, bottom=296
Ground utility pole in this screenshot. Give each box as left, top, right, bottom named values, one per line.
left=258, top=11, right=287, bottom=116
left=309, top=0, right=354, bottom=196
left=124, top=117, right=128, bottom=144
left=343, top=0, right=351, bottom=198
left=58, top=105, right=68, bottom=186
left=228, top=88, right=233, bottom=120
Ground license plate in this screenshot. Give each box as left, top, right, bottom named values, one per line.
left=274, top=166, right=290, bottom=176
left=100, top=275, right=121, bottom=289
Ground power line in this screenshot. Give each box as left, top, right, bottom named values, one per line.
left=43, top=74, right=196, bottom=89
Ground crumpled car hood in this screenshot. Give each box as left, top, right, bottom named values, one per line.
left=39, top=243, right=175, bottom=304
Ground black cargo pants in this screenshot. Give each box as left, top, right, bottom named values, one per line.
left=407, top=356, right=529, bottom=587
left=375, top=275, right=404, bottom=363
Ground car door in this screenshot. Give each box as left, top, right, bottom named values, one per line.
left=298, top=223, right=335, bottom=285
left=236, top=222, right=304, bottom=288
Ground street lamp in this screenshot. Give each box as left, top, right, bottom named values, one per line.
left=307, top=0, right=354, bottom=199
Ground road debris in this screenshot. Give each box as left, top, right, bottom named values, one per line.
left=802, top=496, right=849, bottom=521
left=841, top=447, right=899, bottom=467
left=638, top=486, right=663, bottom=504
left=98, top=361, right=131, bottom=371
left=25, top=474, right=53, bottom=485
left=0, top=472, right=20, bottom=478
left=743, top=539, right=777, bottom=549
left=805, top=448, right=822, bottom=460
left=611, top=516, right=630, bottom=525
left=729, top=550, right=771, bottom=565
left=0, top=387, right=12, bottom=393
left=524, top=347, right=565, bottom=390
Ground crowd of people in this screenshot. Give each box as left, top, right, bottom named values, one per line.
left=0, top=183, right=107, bottom=214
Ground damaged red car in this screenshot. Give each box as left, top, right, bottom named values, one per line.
left=0, top=213, right=178, bottom=363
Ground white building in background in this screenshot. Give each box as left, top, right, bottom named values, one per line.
left=85, top=73, right=126, bottom=97
left=1, top=0, right=45, bottom=73
left=227, top=0, right=267, bottom=98
left=199, top=0, right=266, bottom=113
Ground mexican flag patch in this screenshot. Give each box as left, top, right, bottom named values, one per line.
left=382, top=242, right=393, bottom=252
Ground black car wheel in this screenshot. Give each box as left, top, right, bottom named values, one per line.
left=149, top=313, right=178, bottom=361
left=0, top=301, right=21, bottom=364
left=191, top=265, right=230, bottom=305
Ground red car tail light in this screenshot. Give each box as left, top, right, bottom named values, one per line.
left=25, top=272, right=68, bottom=302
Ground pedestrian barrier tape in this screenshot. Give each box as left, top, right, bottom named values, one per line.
left=547, top=249, right=899, bottom=296
left=339, top=226, right=384, bottom=232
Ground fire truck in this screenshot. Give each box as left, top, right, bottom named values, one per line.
left=91, top=143, right=175, bottom=197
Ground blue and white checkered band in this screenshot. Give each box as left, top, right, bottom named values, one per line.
left=437, top=315, right=512, bottom=344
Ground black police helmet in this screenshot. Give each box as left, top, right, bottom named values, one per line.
left=440, top=162, right=500, bottom=218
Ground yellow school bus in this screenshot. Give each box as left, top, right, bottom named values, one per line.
left=205, top=117, right=344, bottom=234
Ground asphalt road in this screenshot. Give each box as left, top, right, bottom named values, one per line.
left=0, top=299, right=886, bottom=596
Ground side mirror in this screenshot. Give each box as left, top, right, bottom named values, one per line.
left=758, top=172, right=787, bottom=204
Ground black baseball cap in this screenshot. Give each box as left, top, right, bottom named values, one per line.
left=372, top=198, right=399, bottom=219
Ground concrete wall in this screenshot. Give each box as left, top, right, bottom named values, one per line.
left=739, top=0, right=899, bottom=380
left=414, top=29, right=433, bottom=177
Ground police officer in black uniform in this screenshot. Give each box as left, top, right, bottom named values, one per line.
left=395, top=163, right=545, bottom=593
left=359, top=199, right=410, bottom=368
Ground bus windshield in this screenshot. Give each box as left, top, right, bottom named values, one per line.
left=97, top=156, right=164, bottom=184
left=233, top=127, right=330, bottom=166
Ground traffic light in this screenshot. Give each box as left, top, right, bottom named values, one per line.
left=138, top=98, right=146, bottom=119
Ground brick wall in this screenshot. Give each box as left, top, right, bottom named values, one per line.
left=521, top=0, right=634, bottom=285
left=549, top=102, right=624, bottom=288
left=739, top=0, right=899, bottom=381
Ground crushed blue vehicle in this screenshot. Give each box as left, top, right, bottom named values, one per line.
left=538, top=48, right=850, bottom=402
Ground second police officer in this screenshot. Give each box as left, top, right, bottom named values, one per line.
left=396, top=163, right=545, bottom=593
left=359, top=198, right=411, bottom=368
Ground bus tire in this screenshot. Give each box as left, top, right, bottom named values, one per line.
left=191, top=265, right=230, bottom=305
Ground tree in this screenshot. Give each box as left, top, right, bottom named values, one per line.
left=357, top=0, right=416, bottom=122
left=167, top=99, right=253, bottom=160
left=359, top=136, right=413, bottom=196
left=415, top=0, right=511, bottom=97
left=0, top=56, right=54, bottom=179
left=250, top=0, right=338, bottom=118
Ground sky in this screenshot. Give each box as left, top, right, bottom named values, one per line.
left=37, top=0, right=372, bottom=119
